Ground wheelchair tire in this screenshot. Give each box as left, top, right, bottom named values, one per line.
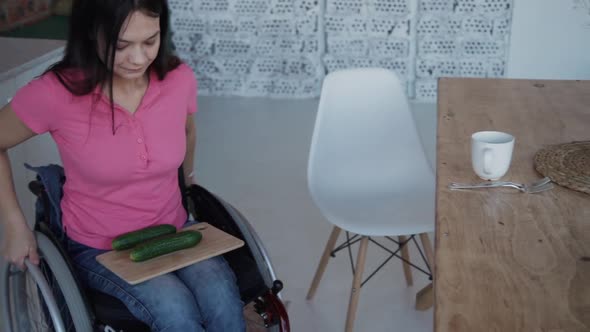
left=2, top=231, right=94, bottom=332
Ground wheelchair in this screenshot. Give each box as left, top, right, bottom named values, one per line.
left=1, top=166, right=290, bottom=332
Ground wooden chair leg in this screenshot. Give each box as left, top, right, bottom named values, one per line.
left=306, top=226, right=342, bottom=300
left=415, top=283, right=433, bottom=311
left=345, top=236, right=369, bottom=332
left=415, top=233, right=435, bottom=311
left=398, top=236, right=413, bottom=286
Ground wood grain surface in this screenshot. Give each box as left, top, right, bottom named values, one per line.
left=435, top=78, right=590, bottom=332
left=97, top=222, right=244, bottom=285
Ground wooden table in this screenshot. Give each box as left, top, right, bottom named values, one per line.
left=435, top=78, right=590, bottom=331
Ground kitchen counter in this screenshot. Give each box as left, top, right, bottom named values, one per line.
left=0, top=37, right=65, bottom=81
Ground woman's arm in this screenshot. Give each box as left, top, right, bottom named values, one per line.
left=182, top=114, right=196, bottom=186
left=0, top=103, right=40, bottom=269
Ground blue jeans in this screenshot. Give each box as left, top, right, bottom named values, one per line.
left=65, top=220, right=246, bottom=332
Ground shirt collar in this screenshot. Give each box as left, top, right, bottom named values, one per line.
left=91, top=69, right=161, bottom=107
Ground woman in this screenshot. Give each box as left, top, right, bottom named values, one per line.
left=0, top=1, right=245, bottom=331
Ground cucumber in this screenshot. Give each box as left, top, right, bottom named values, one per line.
left=129, top=230, right=203, bottom=262
left=112, top=224, right=177, bottom=251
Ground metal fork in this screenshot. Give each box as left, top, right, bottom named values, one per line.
left=448, top=177, right=554, bottom=193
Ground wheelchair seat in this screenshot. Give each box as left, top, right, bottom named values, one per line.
left=89, top=290, right=150, bottom=331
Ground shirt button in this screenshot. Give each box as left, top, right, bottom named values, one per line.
left=137, top=138, right=143, bottom=144
left=140, top=154, right=147, bottom=160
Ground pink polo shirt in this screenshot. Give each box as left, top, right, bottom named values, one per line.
left=12, top=63, right=197, bottom=249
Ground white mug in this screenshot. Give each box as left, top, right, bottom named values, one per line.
left=471, top=131, right=515, bottom=180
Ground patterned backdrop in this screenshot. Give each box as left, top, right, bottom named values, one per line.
left=169, top=0, right=514, bottom=101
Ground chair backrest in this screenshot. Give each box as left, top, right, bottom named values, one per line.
left=307, top=68, right=434, bottom=222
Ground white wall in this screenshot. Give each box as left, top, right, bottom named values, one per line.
left=507, top=0, right=590, bottom=79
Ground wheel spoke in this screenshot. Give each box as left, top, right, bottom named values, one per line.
left=6, top=232, right=93, bottom=332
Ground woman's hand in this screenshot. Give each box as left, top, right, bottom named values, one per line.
left=1, top=214, right=39, bottom=270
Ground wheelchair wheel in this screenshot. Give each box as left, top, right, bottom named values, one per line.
left=2, top=231, right=94, bottom=332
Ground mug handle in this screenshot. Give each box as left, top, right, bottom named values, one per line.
left=483, top=148, right=493, bottom=175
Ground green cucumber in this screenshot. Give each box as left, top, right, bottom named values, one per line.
left=129, top=230, right=203, bottom=262
left=112, top=224, right=177, bottom=250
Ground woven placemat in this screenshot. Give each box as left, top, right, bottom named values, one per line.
left=534, top=141, right=590, bottom=194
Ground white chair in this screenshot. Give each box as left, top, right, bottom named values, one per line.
left=306, top=68, right=435, bottom=331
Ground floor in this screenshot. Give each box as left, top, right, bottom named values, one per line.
left=194, top=96, right=437, bottom=332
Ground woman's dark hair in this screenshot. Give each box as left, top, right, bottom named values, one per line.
left=45, top=0, right=180, bottom=134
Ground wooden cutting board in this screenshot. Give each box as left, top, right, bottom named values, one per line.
left=96, top=222, right=244, bottom=285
